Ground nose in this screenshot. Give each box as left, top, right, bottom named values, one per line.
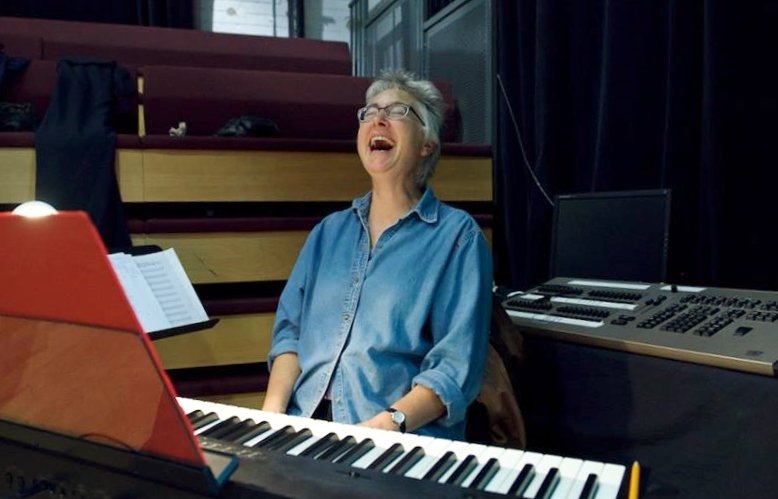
left=371, top=108, right=390, bottom=123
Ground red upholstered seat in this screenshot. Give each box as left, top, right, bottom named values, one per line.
left=0, top=60, right=141, bottom=147
left=0, top=33, right=43, bottom=60
left=0, top=60, right=57, bottom=123
left=0, top=16, right=352, bottom=75
left=140, top=65, right=462, bottom=145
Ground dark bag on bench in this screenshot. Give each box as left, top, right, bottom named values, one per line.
left=0, top=102, right=37, bottom=131
left=216, top=114, right=279, bottom=138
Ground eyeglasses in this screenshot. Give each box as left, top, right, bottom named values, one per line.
left=357, top=103, right=426, bottom=127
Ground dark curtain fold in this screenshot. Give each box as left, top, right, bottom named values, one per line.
left=134, top=0, right=194, bottom=28
left=496, top=0, right=778, bottom=292
left=0, top=0, right=193, bottom=28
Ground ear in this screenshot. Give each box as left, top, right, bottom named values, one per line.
left=420, top=141, right=434, bottom=157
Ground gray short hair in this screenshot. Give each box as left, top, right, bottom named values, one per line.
left=365, top=68, right=446, bottom=186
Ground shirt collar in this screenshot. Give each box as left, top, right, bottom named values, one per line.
left=351, top=187, right=440, bottom=225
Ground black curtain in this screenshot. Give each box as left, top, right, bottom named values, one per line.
left=495, top=1, right=778, bottom=292
left=0, top=0, right=193, bottom=28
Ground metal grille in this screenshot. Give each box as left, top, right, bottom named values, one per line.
left=424, top=0, right=491, bottom=144
left=361, top=0, right=422, bottom=76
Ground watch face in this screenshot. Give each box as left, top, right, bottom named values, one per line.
left=391, top=410, right=405, bottom=425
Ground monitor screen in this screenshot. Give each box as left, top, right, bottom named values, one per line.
left=549, top=189, right=671, bottom=283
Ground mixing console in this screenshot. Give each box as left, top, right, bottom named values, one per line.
left=502, top=277, right=778, bottom=376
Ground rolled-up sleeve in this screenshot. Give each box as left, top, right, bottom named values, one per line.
left=412, top=226, right=493, bottom=426
left=267, top=228, right=318, bottom=370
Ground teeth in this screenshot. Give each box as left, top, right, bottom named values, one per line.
left=370, top=136, right=395, bottom=150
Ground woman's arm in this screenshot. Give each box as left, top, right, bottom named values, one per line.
left=357, top=384, right=445, bottom=432
left=262, top=352, right=301, bottom=413
left=410, top=224, right=494, bottom=427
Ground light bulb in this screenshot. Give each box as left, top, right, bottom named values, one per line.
left=12, top=201, right=58, bottom=218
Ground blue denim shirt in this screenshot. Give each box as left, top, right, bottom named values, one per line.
left=268, top=188, right=493, bottom=440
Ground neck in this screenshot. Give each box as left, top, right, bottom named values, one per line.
left=371, top=181, right=422, bottom=217
left=367, top=181, right=422, bottom=247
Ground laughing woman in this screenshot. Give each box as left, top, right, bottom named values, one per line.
left=262, top=68, right=493, bottom=440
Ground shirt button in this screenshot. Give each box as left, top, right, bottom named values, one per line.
left=342, top=313, right=350, bottom=321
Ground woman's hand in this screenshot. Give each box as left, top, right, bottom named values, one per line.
left=357, top=410, right=397, bottom=431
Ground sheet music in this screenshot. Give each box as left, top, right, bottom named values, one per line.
left=108, top=253, right=171, bottom=332
left=132, top=249, right=209, bottom=329
left=108, top=249, right=209, bottom=333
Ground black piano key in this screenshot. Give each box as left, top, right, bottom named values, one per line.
left=186, top=410, right=204, bottom=423
left=253, top=425, right=296, bottom=448
left=534, top=468, right=560, bottom=499
left=333, top=438, right=375, bottom=466
left=316, top=436, right=357, bottom=462
left=421, top=451, right=457, bottom=482
left=232, top=421, right=272, bottom=445
left=199, top=416, right=242, bottom=438
left=578, top=473, right=599, bottom=499
left=386, top=446, right=425, bottom=475
left=507, top=463, right=535, bottom=496
left=444, top=454, right=478, bottom=486
left=217, top=419, right=256, bottom=442
left=366, top=443, right=405, bottom=471
left=189, top=411, right=220, bottom=430
left=265, top=428, right=313, bottom=453
left=468, top=457, right=501, bottom=490
left=299, top=432, right=339, bottom=458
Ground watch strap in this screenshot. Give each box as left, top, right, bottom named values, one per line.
left=386, top=407, right=406, bottom=433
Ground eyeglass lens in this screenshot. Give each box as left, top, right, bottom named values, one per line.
left=360, top=104, right=410, bottom=121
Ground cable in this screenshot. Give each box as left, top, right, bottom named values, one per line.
left=496, top=73, right=554, bottom=207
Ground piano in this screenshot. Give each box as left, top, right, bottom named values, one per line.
left=0, top=397, right=628, bottom=499
left=179, top=397, right=627, bottom=499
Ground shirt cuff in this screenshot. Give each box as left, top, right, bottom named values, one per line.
left=413, top=369, right=469, bottom=426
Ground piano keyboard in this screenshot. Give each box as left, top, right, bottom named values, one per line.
left=178, top=397, right=627, bottom=498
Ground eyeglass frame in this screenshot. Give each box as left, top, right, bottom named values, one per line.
left=357, top=102, right=426, bottom=127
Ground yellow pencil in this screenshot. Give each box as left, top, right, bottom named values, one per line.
left=628, top=461, right=641, bottom=499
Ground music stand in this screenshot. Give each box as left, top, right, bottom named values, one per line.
left=0, top=211, right=236, bottom=495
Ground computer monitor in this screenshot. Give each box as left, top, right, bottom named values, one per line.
left=549, top=189, right=671, bottom=283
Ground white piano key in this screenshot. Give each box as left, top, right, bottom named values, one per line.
left=243, top=414, right=322, bottom=447
left=491, top=450, right=546, bottom=495
left=192, top=418, right=223, bottom=435
left=523, top=453, right=564, bottom=498
left=549, top=457, right=584, bottom=499
left=436, top=441, right=488, bottom=484
left=350, top=430, right=420, bottom=470
left=564, top=460, right=606, bottom=499
left=593, top=463, right=626, bottom=499
left=460, top=445, right=510, bottom=488
left=372, top=434, right=425, bottom=472
left=403, top=438, right=461, bottom=479
left=484, top=447, right=526, bottom=493
left=317, top=423, right=414, bottom=467
left=285, top=419, right=359, bottom=456
left=385, top=434, right=437, bottom=473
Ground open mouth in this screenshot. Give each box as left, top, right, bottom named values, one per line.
left=370, top=136, right=395, bottom=151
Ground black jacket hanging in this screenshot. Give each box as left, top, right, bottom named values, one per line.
left=35, top=57, right=135, bottom=249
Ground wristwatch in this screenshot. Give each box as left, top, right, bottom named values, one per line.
left=386, top=407, right=406, bottom=433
